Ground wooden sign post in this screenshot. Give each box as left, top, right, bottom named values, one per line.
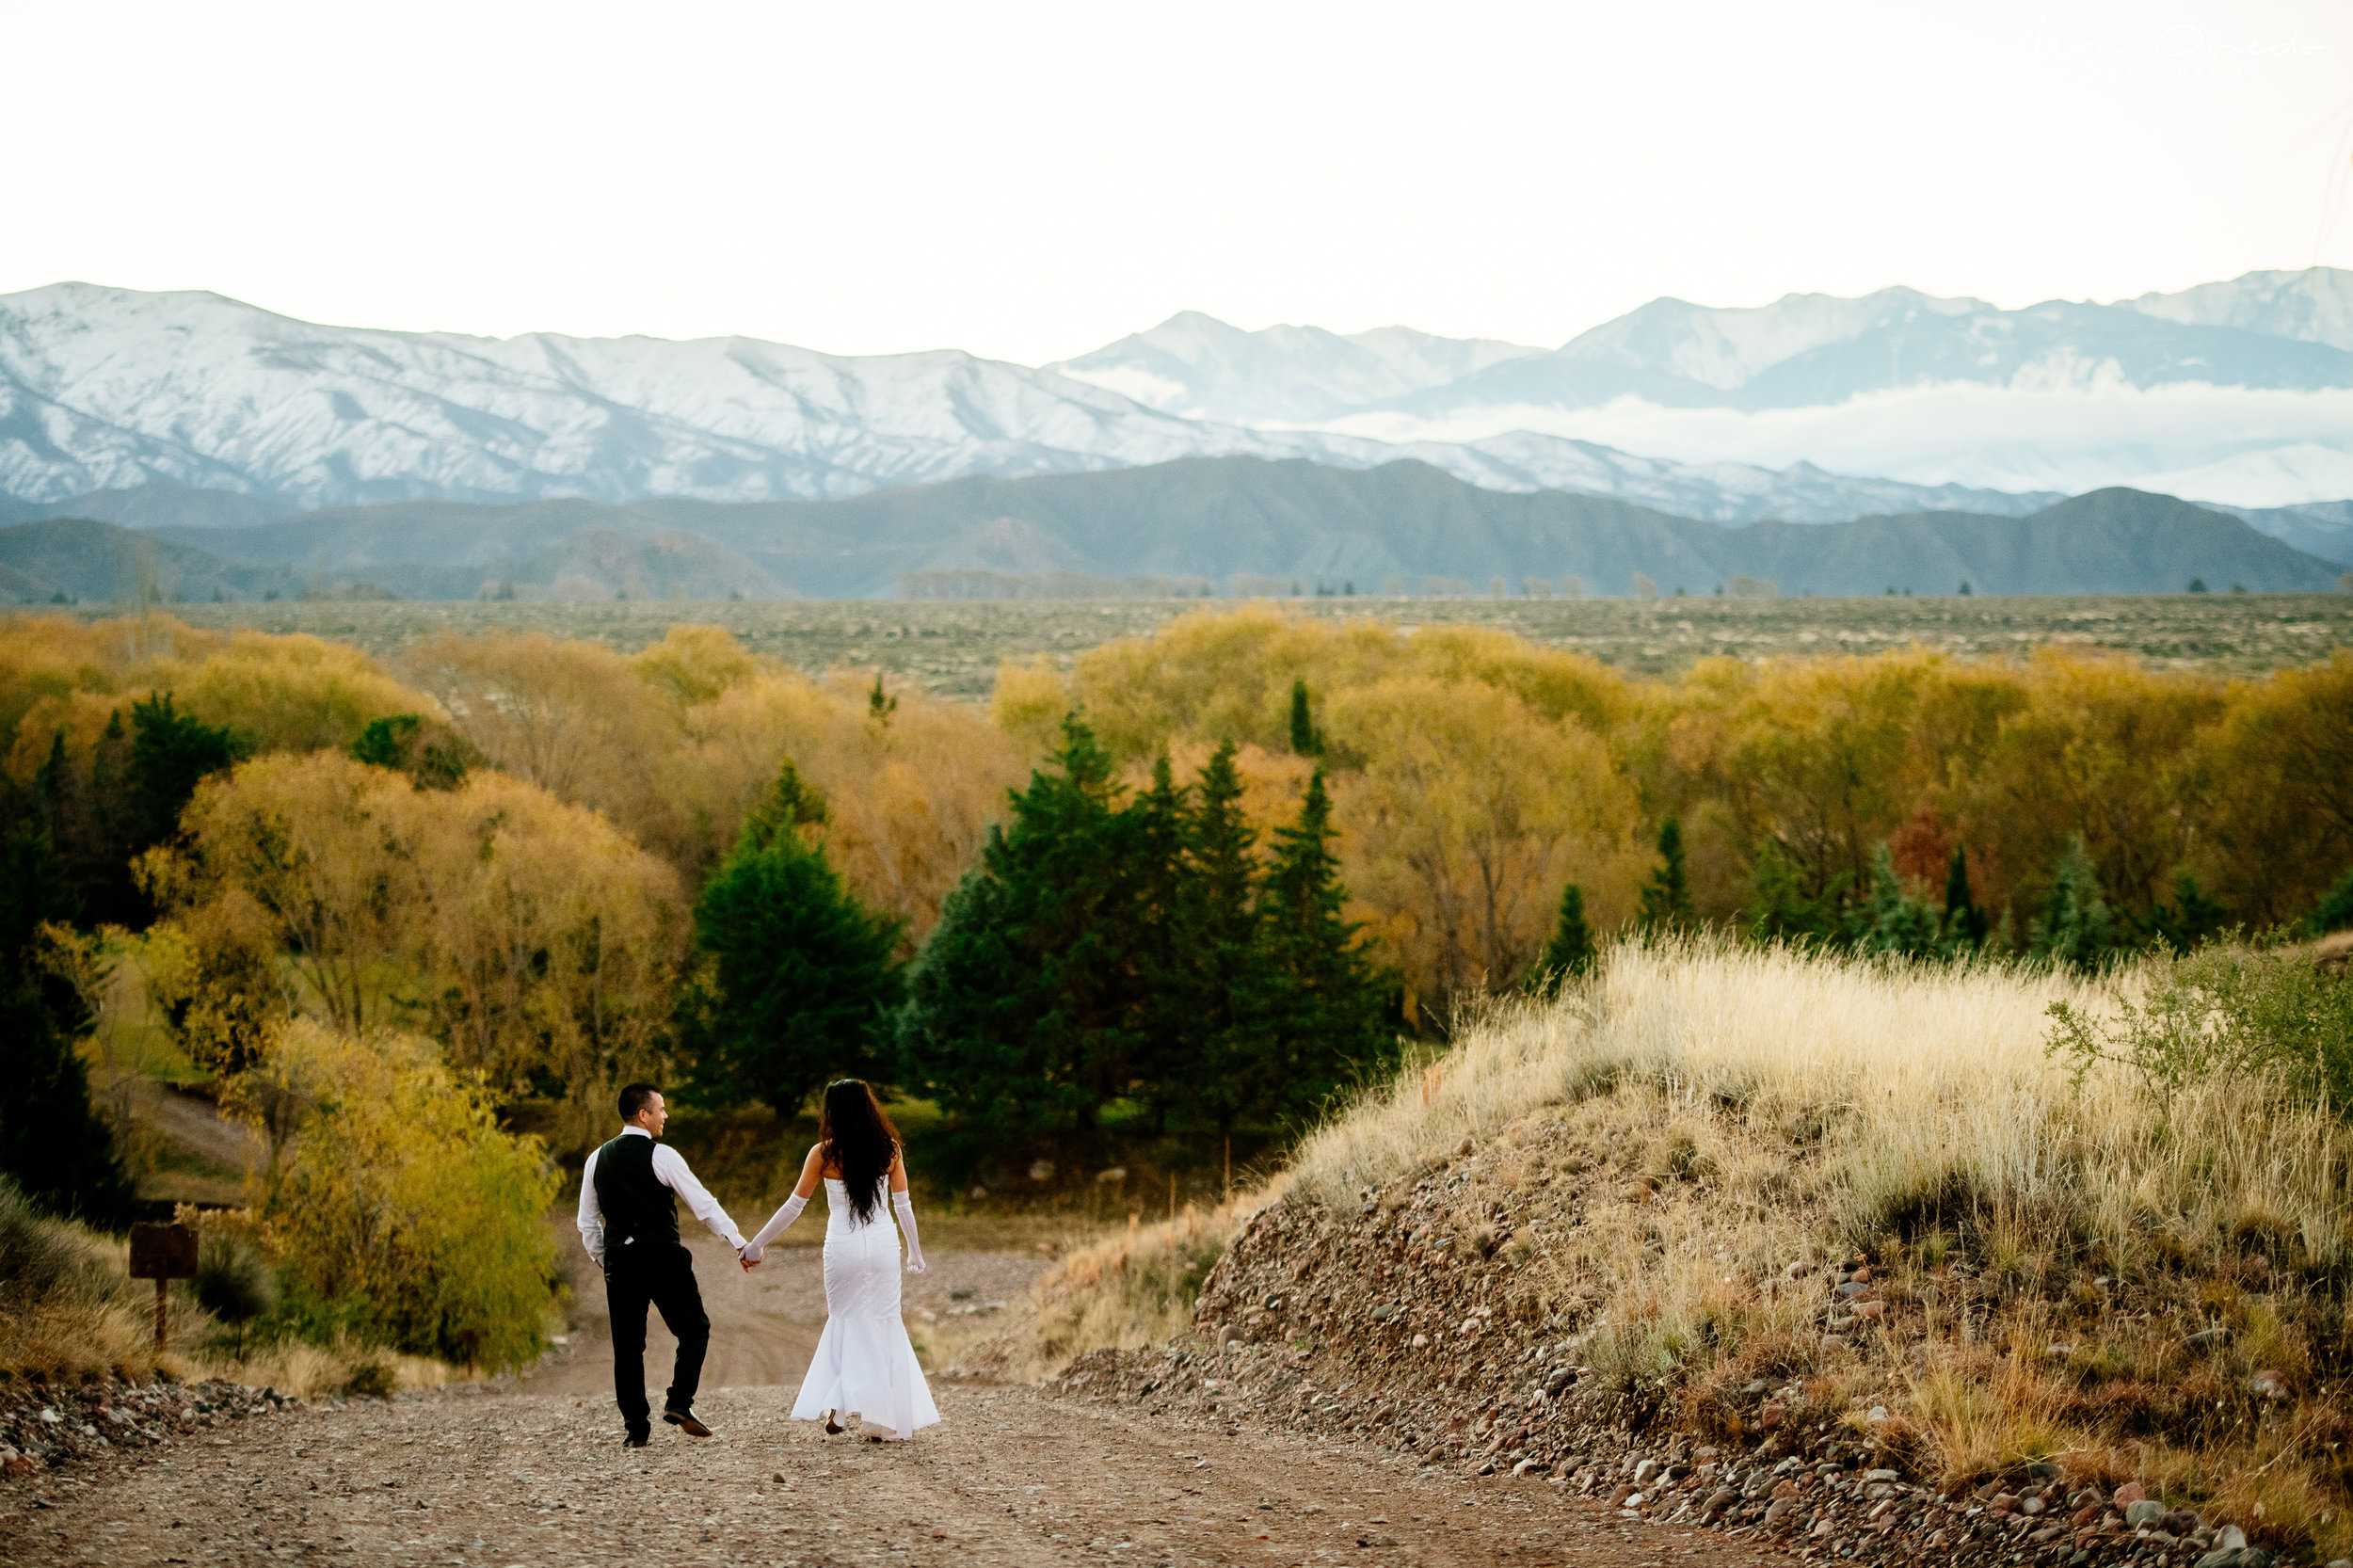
left=128, top=1223, right=199, bottom=1353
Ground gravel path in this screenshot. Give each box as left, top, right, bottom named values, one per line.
left=1, top=1237, right=1784, bottom=1566
left=0, top=1380, right=1787, bottom=1568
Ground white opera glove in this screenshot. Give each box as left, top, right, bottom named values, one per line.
left=892, top=1191, right=926, bottom=1273
left=743, top=1193, right=808, bottom=1266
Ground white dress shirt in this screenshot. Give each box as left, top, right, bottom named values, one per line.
left=576, top=1126, right=747, bottom=1266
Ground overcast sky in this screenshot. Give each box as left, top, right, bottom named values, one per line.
left=6, top=1, right=2348, bottom=363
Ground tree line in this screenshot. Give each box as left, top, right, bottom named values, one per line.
left=685, top=718, right=1399, bottom=1148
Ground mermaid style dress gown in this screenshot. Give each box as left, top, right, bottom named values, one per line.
left=788, top=1178, right=939, bottom=1440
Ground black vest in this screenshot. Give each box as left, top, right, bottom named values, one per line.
left=592, top=1134, right=679, bottom=1253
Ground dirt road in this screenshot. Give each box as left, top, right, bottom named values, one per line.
left=0, top=1379, right=1789, bottom=1568
left=1, top=1238, right=1786, bottom=1567
left=520, top=1233, right=1046, bottom=1399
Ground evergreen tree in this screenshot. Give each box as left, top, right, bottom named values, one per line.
left=1129, top=754, right=1194, bottom=1131
left=0, top=799, right=135, bottom=1224
left=1528, top=882, right=1596, bottom=990
left=1742, top=837, right=1847, bottom=945
left=680, top=760, right=905, bottom=1118
left=2307, top=864, right=2353, bottom=937
left=1849, top=842, right=1940, bottom=957
left=1171, top=742, right=1269, bottom=1134
left=1939, top=842, right=1989, bottom=952
left=1250, top=769, right=1397, bottom=1127
left=127, top=694, right=246, bottom=851
left=1288, top=680, right=1323, bottom=757
left=1636, top=818, right=1695, bottom=934
left=2028, top=835, right=2121, bottom=971
left=898, top=719, right=1151, bottom=1137
left=348, top=713, right=472, bottom=790
left=2152, top=869, right=2232, bottom=953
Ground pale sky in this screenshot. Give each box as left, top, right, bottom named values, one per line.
left=6, top=0, right=2349, bottom=364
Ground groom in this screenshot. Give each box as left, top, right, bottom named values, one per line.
left=577, top=1082, right=750, bottom=1447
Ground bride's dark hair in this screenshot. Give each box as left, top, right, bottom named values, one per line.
left=818, top=1079, right=900, bottom=1224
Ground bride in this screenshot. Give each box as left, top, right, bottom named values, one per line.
left=739, top=1079, right=940, bottom=1441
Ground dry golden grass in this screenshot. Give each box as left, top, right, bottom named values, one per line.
left=0, top=1193, right=463, bottom=1397
left=1291, top=938, right=2352, bottom=1280
left=949, top=1196, right=1276, bottom=1384
left=1013, top=937, right=2353, bottom=1558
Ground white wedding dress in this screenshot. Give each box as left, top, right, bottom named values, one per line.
left=790, top=1177, right=940, bottom=1440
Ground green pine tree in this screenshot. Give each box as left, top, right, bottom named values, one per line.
left=680, top=760, right=905, bottom=1118
left=1288, top=680, right=1324, bottom=757
left=1742, top=837, right=1846, bottom=945
left=897, top=718, right=1151, bottom=1137
left=0, top=797, right=135, bottom=1224
left=1129, top=753, right=1194, bottom=1132
left=1637, top=818, right=1695, bottom=934
left=1939, top=842, right=1989, bottom=954
left=128, top=694, right=246, bottom=851
left=2152, top=869, right=2232, bottom=953
left=2307, top=864, right=2353, bottom=936
left=2027, top=835, right=2121, bottom=971
left=1171, top=742, right=1269, bottom=1135
left=1528, top=882, right=1596, bottom=990
left=1249, top=769, right=1397, bottom=1128
left=348, top=713, right=472, bottom=790
left=1849, top=842, right=1940, bottom=957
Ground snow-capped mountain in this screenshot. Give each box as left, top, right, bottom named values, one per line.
left=0, top=282, right=1372, bottom=506
left=2121, top=268, right=2353, bottom=352
left=3, top=271, right=2348, bottom=520
left=0, top=282, right=2052, bottom=523
left=1055, top=271, right=2353, bottom=505
left=1045, top=312, right=1544, bottom=424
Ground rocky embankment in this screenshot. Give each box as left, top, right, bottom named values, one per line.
left=1044, top=1125, right=2344, bottom=1568
left=0, top=1377, right=296, bottom=1477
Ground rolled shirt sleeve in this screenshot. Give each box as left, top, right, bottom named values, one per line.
left=576, top=1145, right=606, bottom=1267
left=652, top=1144, right=747, bottom=1250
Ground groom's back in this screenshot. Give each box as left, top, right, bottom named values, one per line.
left=592, top=1135, right=679, bottom=1253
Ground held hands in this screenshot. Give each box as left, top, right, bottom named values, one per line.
left=738, top=1241, right=764, bottom=1270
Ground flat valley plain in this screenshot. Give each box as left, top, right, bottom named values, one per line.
left=94, top=591, right=2353, bottom=696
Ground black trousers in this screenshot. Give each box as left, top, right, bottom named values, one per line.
left=603, top=1240, right=709, bottom=1432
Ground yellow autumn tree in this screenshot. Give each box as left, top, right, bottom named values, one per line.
left=1328, top=677, right=1643, bottom=1000
left=231, top=1019, right=557, bottom=1370
left=151, top=752, right=687, bottom=1144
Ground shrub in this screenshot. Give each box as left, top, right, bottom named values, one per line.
left=2046, top=942, right=2353, bottom=1114
left=233, top=1020, right=560, bottom=1370
left=195, top=1235, right=278, bottom=1324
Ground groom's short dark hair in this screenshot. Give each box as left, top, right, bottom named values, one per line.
left=617, top=1082, right=662, bottom=1121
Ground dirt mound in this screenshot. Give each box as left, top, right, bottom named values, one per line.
left=1041, top=1117, right=2307, bottom=1566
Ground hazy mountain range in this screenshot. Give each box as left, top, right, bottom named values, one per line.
left=5, top=270, right=2350, bottom=539
left=6, top=459, right=2339, bottom=604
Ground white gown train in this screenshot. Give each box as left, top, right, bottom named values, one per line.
left=790, top=1177, right=940, bottom=1440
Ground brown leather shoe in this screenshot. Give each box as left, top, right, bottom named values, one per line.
left=662, top=1409, right=712, bottom=1438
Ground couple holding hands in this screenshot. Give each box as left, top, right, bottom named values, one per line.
left=574, top=1079, right=940, bottom=1448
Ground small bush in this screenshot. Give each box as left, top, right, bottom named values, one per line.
left=195, top=1237, right=277, bottom=1324
left=2046, top=943, right=2353, bottom=1114
left=343, top=1357, right=395, bottom=1400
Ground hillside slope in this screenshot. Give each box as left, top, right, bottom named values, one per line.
left=120, top=459, right=2350, bottom=600
left=977, top=942, right=2353, bottom=1566
left=0, top=517, right=300, bottom=603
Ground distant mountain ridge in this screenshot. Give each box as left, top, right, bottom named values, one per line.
left=6, top=271, right=2350, bottom=528
left=8, top=458, right=2337, bottom=603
